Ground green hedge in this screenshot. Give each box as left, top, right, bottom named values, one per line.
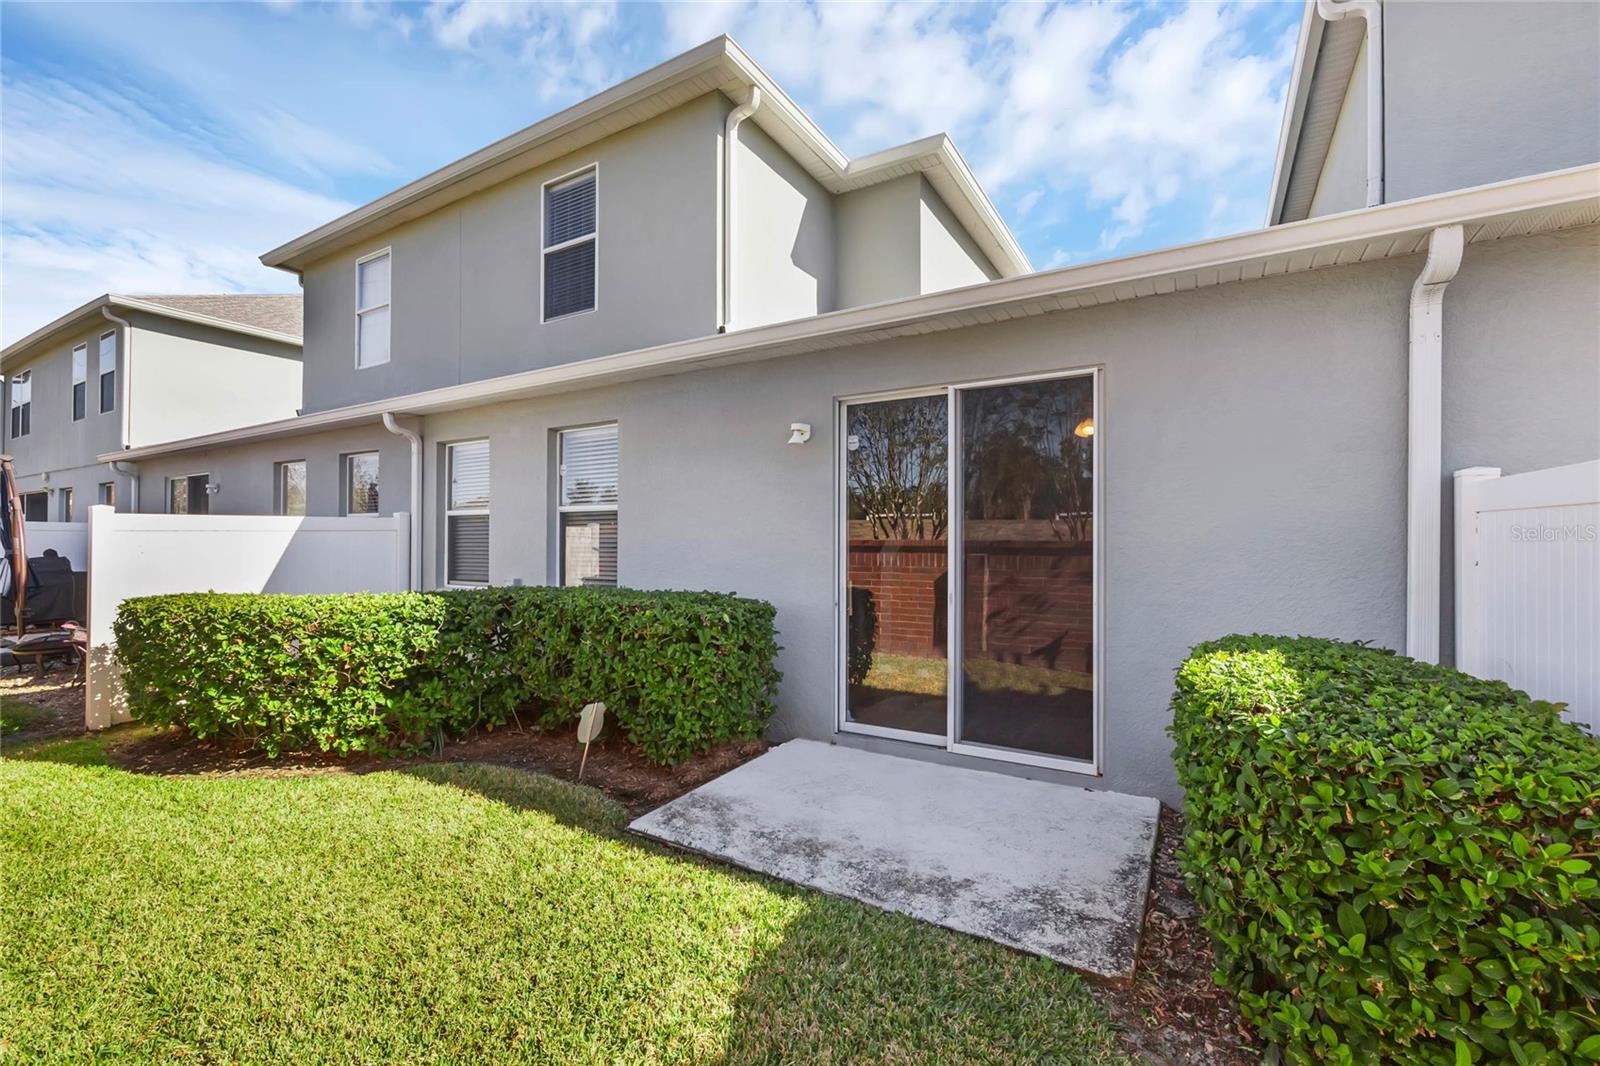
left=114, top=586, right=781, bottom=764
left=115, top=592, right=446, bottom=756
left=402, top=586, right=781, bottom=764
left=1170, top=635, right=1600, bottom=1065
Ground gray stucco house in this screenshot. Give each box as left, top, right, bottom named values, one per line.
left=93, top=6, right=1599, bottom=804
left=0, top=293, right=303, bottom=518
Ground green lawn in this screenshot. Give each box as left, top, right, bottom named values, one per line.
left=2, top=734, right=1128, bottom=1064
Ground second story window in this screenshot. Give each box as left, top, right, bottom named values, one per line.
left=344, top=452, right=379, bottom=514
left=72, top=344, right=87, bottom=421
left=9, top=371, right=30, bottom=439
left=356, top=250, right=391, bottom=369
left=542, top=168, right=597, bottom=321
left=99, top=331, right=117, bottom=413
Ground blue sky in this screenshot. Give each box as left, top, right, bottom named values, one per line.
left=0, top=1, right=1302, bottom=344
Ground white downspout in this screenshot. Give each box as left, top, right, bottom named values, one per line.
left=102, top=305, right=138, bottom=511
left=1405, top=224, right=1464, bottom=663
left=110, top=461, right=139, bottom=513
left=721, top=86, right=761, bottom=333
left=1316, top=0, right=1383, bottom=207
left=381, top=412, right=423, bottom=591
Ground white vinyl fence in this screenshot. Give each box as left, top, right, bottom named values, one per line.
left=1455, top=461, right=1599, bottom=733
left=85, top=505, right=411, bottom=729
left=21, top=521, right=88, bottom=569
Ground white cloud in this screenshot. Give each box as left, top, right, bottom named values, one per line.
left=662, top=0, right=1289, bottom=250
left=423, top=1, right=623, bottom=98
left=1, top=75, right=351, bottom=344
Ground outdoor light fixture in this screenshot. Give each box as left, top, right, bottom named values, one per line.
left=1074, top=417, right=1095, bottom=439
left=788, top=422, right=812, bottom=445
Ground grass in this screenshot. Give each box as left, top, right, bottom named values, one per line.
left=2, top=733, right=1129, bottom=1064
left=865, top=652, right=1093, bottom=697
left=0, top=698, right=43, bottom=736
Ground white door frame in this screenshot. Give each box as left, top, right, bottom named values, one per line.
left=834, top=366, right=1104, bottom=777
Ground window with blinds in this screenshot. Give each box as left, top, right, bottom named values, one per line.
left=542, top=169, right=597, bottom=321
left=9, top=371, right=30, bottom=439
left=558, top=424, right=617, bottom=587
left=72, top=343, right=87, bottom=421
left=446, top=439, right=490, bottom=585
left=344, top=452, right=379, bottom=514
left=356, top=250, right=391, bottom=368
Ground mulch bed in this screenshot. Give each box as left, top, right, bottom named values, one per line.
left=18, top=713, right=1255, bottom=1061
left=1093, top=806, right=1258, bottom=1064
left=1, top=668, right=88, bottom=745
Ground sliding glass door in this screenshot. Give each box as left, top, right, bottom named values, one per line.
left=842, top=392, right=949, bottom=741
left=839, top=371, right=1099, bottom=771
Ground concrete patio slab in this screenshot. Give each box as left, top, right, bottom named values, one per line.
left=629, top=739, right=1161, bottom=981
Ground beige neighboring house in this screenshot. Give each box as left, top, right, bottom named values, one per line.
left=0, top=293, right=303, bottom=519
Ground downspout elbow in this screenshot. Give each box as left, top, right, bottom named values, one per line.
left=110, top=460, right=139, bottom=513
left=381, top=412, right=424, bottom=591
left=721, top=85, right=762, bottom=333
left=1316, top=0, right=1383, bottom=207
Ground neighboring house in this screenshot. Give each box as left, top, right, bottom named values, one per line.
left=99, top=15, right=1598, bottom=804
left=1, top=294, right=303, bottom=518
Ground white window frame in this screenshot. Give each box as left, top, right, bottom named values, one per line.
left=342, top=451, right=380, bottom=515
left=354, top=247, right=392, bottom=370
left=98, top=330, right=117, bottom=413
left=98, top=481, right=116, bottom=508
left=539, top=164, right=599, bottom=324
left=71, top=343, right=88, bottom=422
left=556, top=422, right=618, bottom=587
left=275, top=459, right=307, bottom=516
left=444, top=439, right=491, bottom=587
left=59, top=486, right=73, bottom=523
left=9, top=370, right=30, bottom=439
left=167, top=472, right=211, bottom=515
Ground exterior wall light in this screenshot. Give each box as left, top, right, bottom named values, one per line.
left=1074, top=417, right=1095, bottom=439
left=788, top=422, right=812, bottom=445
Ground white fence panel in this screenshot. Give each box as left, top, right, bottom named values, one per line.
left=1455, top=461, right=1599, bottom=733
left=22, top=521, right=88, bottom=569
left=85, top=505, right=411, bottom=729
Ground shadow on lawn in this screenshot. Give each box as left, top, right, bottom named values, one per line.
left=395, top=760, right=1130, bottom=1065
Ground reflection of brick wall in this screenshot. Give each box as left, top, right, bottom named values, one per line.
left=847, top=538, right=1092, bottom=671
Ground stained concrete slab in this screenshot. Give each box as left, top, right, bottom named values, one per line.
left=629, top=739, right=1161, bottom=981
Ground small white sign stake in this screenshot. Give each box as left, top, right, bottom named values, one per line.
left=576, top=701, right=606, bottom=780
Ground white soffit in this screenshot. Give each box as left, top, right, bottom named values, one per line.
left=1278, top=17, right=1366, bottom=223
left=111, top=165, right=1600, bottom=464
left=261, top=37, right=1030, bottom=277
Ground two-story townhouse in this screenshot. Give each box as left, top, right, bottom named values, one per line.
left=104, top=16, right=1598, bottom=805
left=1, top=294, right=303, bottom=522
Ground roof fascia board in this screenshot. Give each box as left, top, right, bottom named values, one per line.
left=110, top=164, right=1598, bottom=465
left=262, top=37, right=1031, bottom=277
left=1267, top=1, right=1324, bottom=226
left=2, top=295, right=301, bottom=370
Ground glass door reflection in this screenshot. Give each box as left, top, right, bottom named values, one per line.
left=954, top=375, right=1095, bottom=762
left=843, top=393, right=949, bottom=739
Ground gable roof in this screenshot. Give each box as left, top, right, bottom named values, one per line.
left=1, top=293, right=302, bottom=370
left=1266, top=1, right=1367, bottom=225
left=260, top=36, right=1031, bottom=277
left=110, top=164, right=1599, bottom=464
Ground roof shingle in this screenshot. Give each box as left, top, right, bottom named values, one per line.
left=130, top=294, right=302, bottom=340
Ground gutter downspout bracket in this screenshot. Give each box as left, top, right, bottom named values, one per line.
left=1405, top=223, right=1464, bottom=664
left=381, top=412, right=424, bottom=591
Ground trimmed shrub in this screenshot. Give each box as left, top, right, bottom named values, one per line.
left=115, top=592, right=446, bottom=755
left=1170, top=635, right=1600, bottom=1064
left=402, top=585, right=781, bottom=764
left=114, top=585, right=781, bottom=764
